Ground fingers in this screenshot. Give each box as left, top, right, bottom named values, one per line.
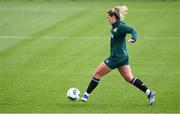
left=128, top=39, right=135, bottom=44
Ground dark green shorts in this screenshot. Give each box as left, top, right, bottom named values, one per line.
left=104, top=56, right=129, bottom=69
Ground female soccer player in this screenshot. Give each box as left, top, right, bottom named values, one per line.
left=81, top=6, right=155, bottom=105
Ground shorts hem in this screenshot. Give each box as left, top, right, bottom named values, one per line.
left=103, top=61, right=114, bottom=69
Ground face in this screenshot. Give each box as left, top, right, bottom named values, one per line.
left=106, top=14, right=117, bottom=24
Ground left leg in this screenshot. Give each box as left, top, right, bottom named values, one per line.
left=85, top=62, right=112, bottom=94
left=118, top=65, right=155, bottom=105
left=118, top=65, right=149, bottom=92
left=117, top=65, right=133, bottom=83
left=81, top=62, right=112, bottom=102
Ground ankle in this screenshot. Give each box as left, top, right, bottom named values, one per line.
left=84, top=92, right=90, bottom=97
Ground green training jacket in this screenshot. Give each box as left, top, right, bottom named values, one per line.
left=110, top=20, right=137, bottom=60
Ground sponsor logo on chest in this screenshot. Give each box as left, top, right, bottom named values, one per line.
left=113, top=27, right=117, bottom=32
left=111, top=27, right=117, bottom=39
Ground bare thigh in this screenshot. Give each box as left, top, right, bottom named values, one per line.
left=93, top=62, right=112, bottom=79
left=117, top=65, right=134, bottom=83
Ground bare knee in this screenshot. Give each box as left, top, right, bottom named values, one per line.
left=93, top=70, right=102, bottom=79
left=121, top=73, right=133, bottom=83
left=92, top=62, right=112, bottom=79
left=123, top=76, right=132, bottom=83
left=118, top=65, right=133, bottom=83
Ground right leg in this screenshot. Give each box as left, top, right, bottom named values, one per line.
left=117, top=65, right=155, bottom=105
left=118, top=65, right=149, bottom=92
left=82, top=62, right=112, bottom=102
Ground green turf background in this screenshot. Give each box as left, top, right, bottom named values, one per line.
left=0, top=0, right=180, bottom=113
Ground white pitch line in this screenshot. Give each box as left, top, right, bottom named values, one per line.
left=14, top=113, right=180, bottom=114
left=0, top=36, right=104, bottom=39
left=144, top=36, right=180, bottom=40
left=0, top=36, right=30, bottom=39
left=0, top=8, right=84, bottom=12
left=131, top=9, right=180, bottom=12
left=0, top=36, right=180, bottom=40
left=0, top=8, right=180, bottom=12
left=5, top=113, right=177, bottom=114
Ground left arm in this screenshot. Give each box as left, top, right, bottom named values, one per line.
left=122, top=24, right=138, bottom=43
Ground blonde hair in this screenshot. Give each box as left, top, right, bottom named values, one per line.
left=108, top=5, right=128, bottom=21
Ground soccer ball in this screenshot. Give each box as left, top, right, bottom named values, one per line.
left=67, top=88, right=80, bottom=101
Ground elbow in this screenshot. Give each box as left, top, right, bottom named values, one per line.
left=132, top=30, right=138, bottom=41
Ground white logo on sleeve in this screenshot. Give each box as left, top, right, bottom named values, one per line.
left=113, top=27, right=117, bottom=32
left=105, top=60, right=109, bottom=63
left=111, top=34, right=114, bottom=39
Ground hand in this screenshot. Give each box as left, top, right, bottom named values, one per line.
left=128, top=39, right=136, bottom=44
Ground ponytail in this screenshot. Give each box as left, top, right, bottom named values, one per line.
left=107, top=5, right=128, bottom=21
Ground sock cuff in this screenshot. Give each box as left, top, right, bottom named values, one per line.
left=85, top=92, right=90, bottom=96
left=131, top=77, right=137, bottom=84
left=92, top=77, right=100, bottom=83
left=146, top=89, right=151, bottom=95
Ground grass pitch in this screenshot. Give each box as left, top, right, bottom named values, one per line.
left=0, top=0, right=180, bottom=113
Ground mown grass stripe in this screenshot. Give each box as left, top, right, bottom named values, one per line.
left=0, top=11, right=87, bottom=58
